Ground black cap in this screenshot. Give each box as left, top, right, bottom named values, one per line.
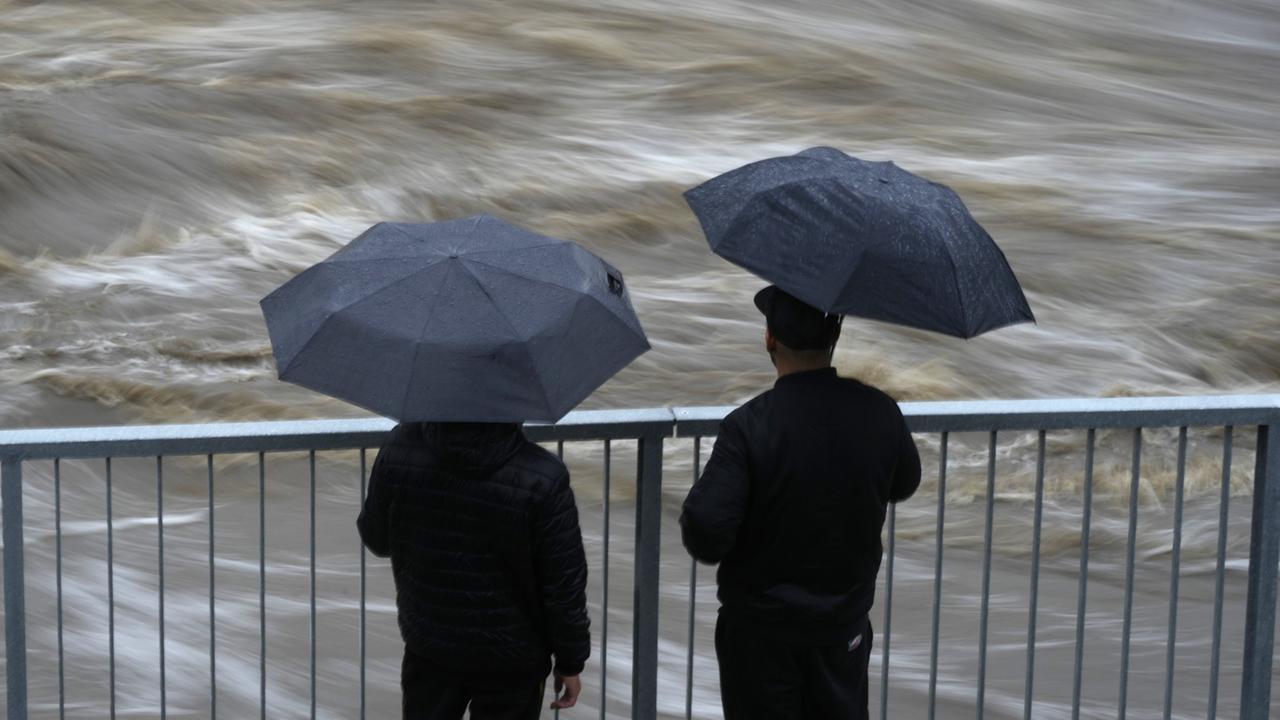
left=754, top=285, right=842, bottom=350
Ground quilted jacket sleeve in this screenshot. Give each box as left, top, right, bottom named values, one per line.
left=532, top=470, right=591, bottom=676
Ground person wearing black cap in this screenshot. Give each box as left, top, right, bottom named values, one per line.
left=679, top=285, right=921, bottom=719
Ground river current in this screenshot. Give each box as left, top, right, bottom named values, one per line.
left=1, top=0, right=1277, bottom=717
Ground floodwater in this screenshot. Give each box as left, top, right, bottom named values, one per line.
left=1, top=0, right=1277, bottom=717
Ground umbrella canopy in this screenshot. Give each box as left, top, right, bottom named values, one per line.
left=684, top=146, right=1034, bottom=338
left=260, top=215, right=650, bottom=423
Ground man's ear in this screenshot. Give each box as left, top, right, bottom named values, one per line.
left=765, top=327, right=777, bottom=354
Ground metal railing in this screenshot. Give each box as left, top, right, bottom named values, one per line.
left=1, top=395, right=1277, bottom=719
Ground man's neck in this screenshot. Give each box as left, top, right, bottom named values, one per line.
left=774, top=360, right=832, bottom=378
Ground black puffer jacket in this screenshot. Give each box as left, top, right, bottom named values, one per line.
left=358, top=422, right=590, bottom=677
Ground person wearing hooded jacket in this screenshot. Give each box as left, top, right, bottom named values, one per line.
left=358, top=421, right=590, bottom=719
left=680, top=286, right=921, bottom=720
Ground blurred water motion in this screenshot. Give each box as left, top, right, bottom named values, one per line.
left=1, top=0, right=1277, bottom=717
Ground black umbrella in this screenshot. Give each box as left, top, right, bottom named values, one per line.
left=260, top=215, right=650, bottom=423
left=684, top=146, right=1034, bottom=338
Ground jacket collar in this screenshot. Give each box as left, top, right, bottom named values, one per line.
left=773, top=366, right=838, bottom=388
left=417, top=422, right=525, bottom=473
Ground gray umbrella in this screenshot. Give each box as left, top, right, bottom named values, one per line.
left=684, top=146, right=1034, bottom=338
left=260, top=215, right=650, bottom=422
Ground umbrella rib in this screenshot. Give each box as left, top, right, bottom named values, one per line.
left=271, top=260, right=447, bottom=375
left=396, top=264, right=454, bottom=421
left=455, top=261, right=558, bottom=420
left=462, top=240, right=567, bottom=257
left=887, top=187, right=987, bottom=336
left=894, top=212, right=968, bottom=337
left=457, top=254, right=586, bottom=295
left=948, top=245, right=969, bottom=337
left=461, top=257, right=647, bottom=343
left=861, top=191, right=970, bottom=336
left=378, top=222, right=425, bottom=244
left=322, top=222, right=428, bottom=261
left=321, top=255, right=446, bottom=266
left=936, top=224, right=969, bottom=337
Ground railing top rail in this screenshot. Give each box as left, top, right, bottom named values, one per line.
left=904, top=393, right=1280, bottom=432
left=0, top=408, right=678, bottom=460
left=0, top=416, right=394, bottom=460
left=1, top=395, right=1277, bottom=460
left=679, top=394, right=1280, bottom=434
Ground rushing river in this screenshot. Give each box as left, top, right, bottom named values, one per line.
left=1, top=0, right=1277, bottom=717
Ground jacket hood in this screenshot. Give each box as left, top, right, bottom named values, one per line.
left=417, top=421, right=525, bottom=474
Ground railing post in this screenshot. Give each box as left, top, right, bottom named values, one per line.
left=1240, top=421, right=1279, bottom=718
left=632, top=430, right=664, bottom=720
left=2, top=455, right=27, bottom=720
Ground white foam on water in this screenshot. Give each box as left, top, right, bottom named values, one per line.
left=2, top=0, right=1275, bottom=715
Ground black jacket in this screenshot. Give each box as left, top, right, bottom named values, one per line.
left=358, top=422, right=590, bottom=676
left=680, top=368, right=921, bottom=640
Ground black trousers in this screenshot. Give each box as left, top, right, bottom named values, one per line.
left=401, top=650, right=546, bottom=720
left=715, top=613, right=873, bottom=720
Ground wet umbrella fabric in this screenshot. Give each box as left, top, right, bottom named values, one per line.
left=684, top=146, right=1034, bottom=338
left=260, top=215, right=650, bottom=423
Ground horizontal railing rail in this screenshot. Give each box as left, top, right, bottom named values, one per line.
left=676, top=394, right=1280, bottom=434
left=2, top=394, right=1277, bottom=720
left=0, top=408, right=681, bottom=461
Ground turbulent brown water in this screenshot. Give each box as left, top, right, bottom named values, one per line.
left=1, top=0, right=1278, bottom=717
